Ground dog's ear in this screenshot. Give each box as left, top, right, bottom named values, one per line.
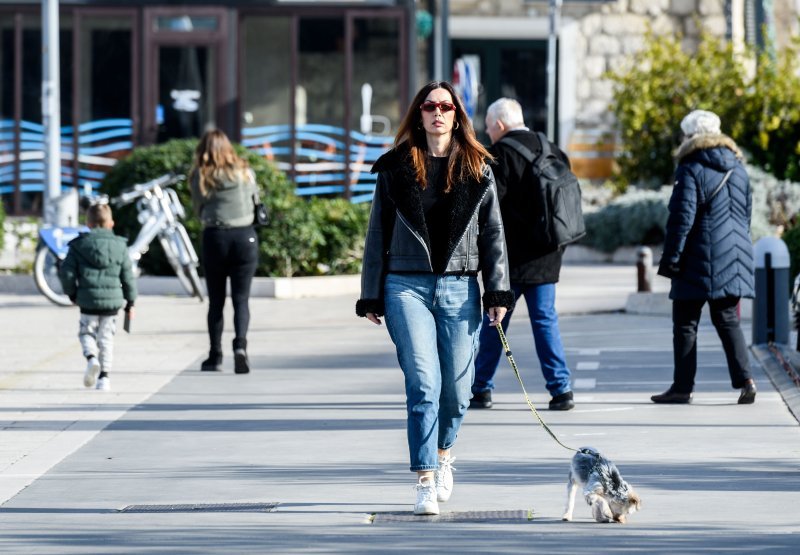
left=628, top=491, right=642, bottom=508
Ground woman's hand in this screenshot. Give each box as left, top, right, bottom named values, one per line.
left=366, top=313, right=383, bottom=326
left=487, top=307, right=507, bottom=327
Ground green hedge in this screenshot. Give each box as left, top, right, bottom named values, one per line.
left=581, top=189, right=671, bottom=253
left=101, top=139, right=369, bottom=277
left=607, top=30, right=800, bottom=188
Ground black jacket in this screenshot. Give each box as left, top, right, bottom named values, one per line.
left=657, top=134, right=754, bottom=300
left=489, top=129, right=567, bottom=284
left=356, top=144, right=515, bottom=317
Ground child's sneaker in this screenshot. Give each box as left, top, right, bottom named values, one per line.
left=413, top=476, right=439, bottom=515
left=84, top=357, right=101, bottom=388
left=96, top=376, right=111, bottom=391
left=434, top=455, right=456, bottom=502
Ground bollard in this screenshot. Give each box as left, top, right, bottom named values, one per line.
left=636, top=246, right=653, bottom=292
left=752, top=237, right=791, bottom=344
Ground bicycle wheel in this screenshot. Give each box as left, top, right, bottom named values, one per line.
left=33, top=246, right=72, bottom=306
left=158, top=228, right=203, bottom=301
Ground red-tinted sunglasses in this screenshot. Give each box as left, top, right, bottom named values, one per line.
left=420, top=101, right=456, bottom=113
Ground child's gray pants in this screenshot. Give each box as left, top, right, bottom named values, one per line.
left=79, top=314, right=116, bottom=372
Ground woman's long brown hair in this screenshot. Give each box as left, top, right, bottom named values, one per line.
left=191, top=129, right=249, bottom=196
left=394, top=81, right=492, bottom=192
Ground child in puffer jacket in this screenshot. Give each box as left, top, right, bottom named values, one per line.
left=59, top=203, right=137, bottom=391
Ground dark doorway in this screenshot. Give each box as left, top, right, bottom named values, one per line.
left=157, top=45, right=214, bottom=141
left=451, top=39, right=549, bottom=145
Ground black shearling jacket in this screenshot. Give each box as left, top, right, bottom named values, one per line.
left=355, top=144, right=515, bottom=317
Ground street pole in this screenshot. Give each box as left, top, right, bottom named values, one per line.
left=546, top=0, right=562, bottom=140
left=42, top=0, right=64, bottom=225
left=441, top=0, right=450, bottom=81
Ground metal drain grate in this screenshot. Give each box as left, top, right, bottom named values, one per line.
left=368, top=509, right=533, bottom=524
left=119, top=502, right=279, bottom=513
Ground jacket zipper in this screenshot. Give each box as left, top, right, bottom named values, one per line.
left=396, top=211, right=433, bottom=270
left=452, top=188, right=488, bottom=274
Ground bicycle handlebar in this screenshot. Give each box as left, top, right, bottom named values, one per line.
left=115, top=174, right=185, bottom=205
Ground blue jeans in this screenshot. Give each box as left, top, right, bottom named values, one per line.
left=384, top=273, right=482, bottom=472
left=473, top=282, right=571, bottom=397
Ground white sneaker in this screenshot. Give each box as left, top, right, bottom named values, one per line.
left=84, top=357, right=101, bottom=388
left=413, top=476, right=439, bottom=515
left=96, top=376, right=111, bottom=391
left=435, top=455, right=456, bottom=502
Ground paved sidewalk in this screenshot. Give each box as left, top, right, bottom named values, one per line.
left=0, top=265, right=798, bottom=553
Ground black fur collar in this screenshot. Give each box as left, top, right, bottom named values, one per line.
left=372, top=143, right=491, bottom=268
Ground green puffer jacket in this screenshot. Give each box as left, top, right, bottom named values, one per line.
left=59, top=228, right=137, bottom=314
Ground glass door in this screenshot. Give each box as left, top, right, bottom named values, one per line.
left=142, top=8, right=227, bottom=144
left=156, top=44, right=215, bottom=141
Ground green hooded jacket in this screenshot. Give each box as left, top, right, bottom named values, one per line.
left=59, top=228, right=137, bottom=314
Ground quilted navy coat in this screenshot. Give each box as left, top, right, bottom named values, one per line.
left=657, top=134, right=754, bottom=300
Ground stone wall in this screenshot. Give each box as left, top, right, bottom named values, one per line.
left=448, top=0, right=798, bottom=134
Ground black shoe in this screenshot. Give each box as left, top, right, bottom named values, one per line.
left=469, top=390, right=492, bottom=409
left=549, top=391, right=575, bottom=411
left=738, top=382, right=757, bottom=404
left=201, top=352, right=222, bottom=372
left=651, top=387, right=692, bottom=404
left=234, top=349, right=250, bottom=374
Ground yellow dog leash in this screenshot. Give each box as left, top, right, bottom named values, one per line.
left=495, top=324, right=580, bottom=453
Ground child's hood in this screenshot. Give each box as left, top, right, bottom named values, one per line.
left=72, top=229, right=125, bottom=268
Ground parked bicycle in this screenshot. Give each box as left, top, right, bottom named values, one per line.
left=34, top=173, right=204, bottom=306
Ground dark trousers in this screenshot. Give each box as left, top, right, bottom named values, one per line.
left=672, top=297, right=752, bottom=394
left=202, top=226, right=258, bottom=354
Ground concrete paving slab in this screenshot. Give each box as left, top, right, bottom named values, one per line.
left=0, top=266, right=798, bottom=553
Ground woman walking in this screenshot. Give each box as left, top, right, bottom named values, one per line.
left=356, top=81, right=515, bottom=515
left=190, top=129, right=259, bottom=374
left=653, top=110, right=756, bottom=405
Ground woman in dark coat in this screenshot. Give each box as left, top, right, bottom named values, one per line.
left=653, top=110, right=757, bottom=405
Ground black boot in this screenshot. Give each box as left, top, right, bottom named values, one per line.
left=233, top=338, right=250, bottom=374
left=201, top=350, right=222, bottom=372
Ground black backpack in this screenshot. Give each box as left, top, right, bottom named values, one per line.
left=498, top=132, right=586, bottom=251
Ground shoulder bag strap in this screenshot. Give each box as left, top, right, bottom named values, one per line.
left=704, top=169, right=734, bottom=207
left=497, top=136, right=537, bottom=163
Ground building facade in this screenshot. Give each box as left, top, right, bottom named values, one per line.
left=1, top=0, right=797, bottom=216
left=0, top=0, right=413, bottom=216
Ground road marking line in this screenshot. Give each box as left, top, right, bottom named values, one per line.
left=576, top=361, right=599, bottom=370
left=573, top=378, right=596, bottom=389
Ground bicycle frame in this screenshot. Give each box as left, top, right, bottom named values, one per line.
left=34, top=173, right=203, bottom=305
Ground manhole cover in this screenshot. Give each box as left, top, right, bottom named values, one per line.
left=368, top=509, right=533, bottom=523
left=119, top=502, right=279, bottom=513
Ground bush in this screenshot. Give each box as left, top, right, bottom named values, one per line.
left=739, top=38, right=800, bottom=182
left=101, top=139, right=369, bottom=277
left=581, top=188, right=671, bottom=253
left=607, top=30, right=800, bottom=188
left=607, top=30, right=748, bottom=188
left=748, top=164, right=800, bottom=242
left=782, top=224, right=800, bottom=286
left=579, top=164, right=800, bottom=254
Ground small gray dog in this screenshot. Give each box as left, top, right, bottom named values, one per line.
left=561, top=447, right=641, bottom=523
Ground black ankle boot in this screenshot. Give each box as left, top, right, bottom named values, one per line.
left=233, top=339, right=249, bottom=374
left=201, top=351, right=222, bottom=372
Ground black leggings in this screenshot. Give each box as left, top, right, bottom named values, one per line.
left=202, top=226, right=259, bottom=353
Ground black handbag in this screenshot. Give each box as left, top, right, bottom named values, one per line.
left=253, top=194, right=269, bottom=227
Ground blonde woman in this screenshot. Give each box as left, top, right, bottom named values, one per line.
left=190, top=129, right=259, bottom=374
